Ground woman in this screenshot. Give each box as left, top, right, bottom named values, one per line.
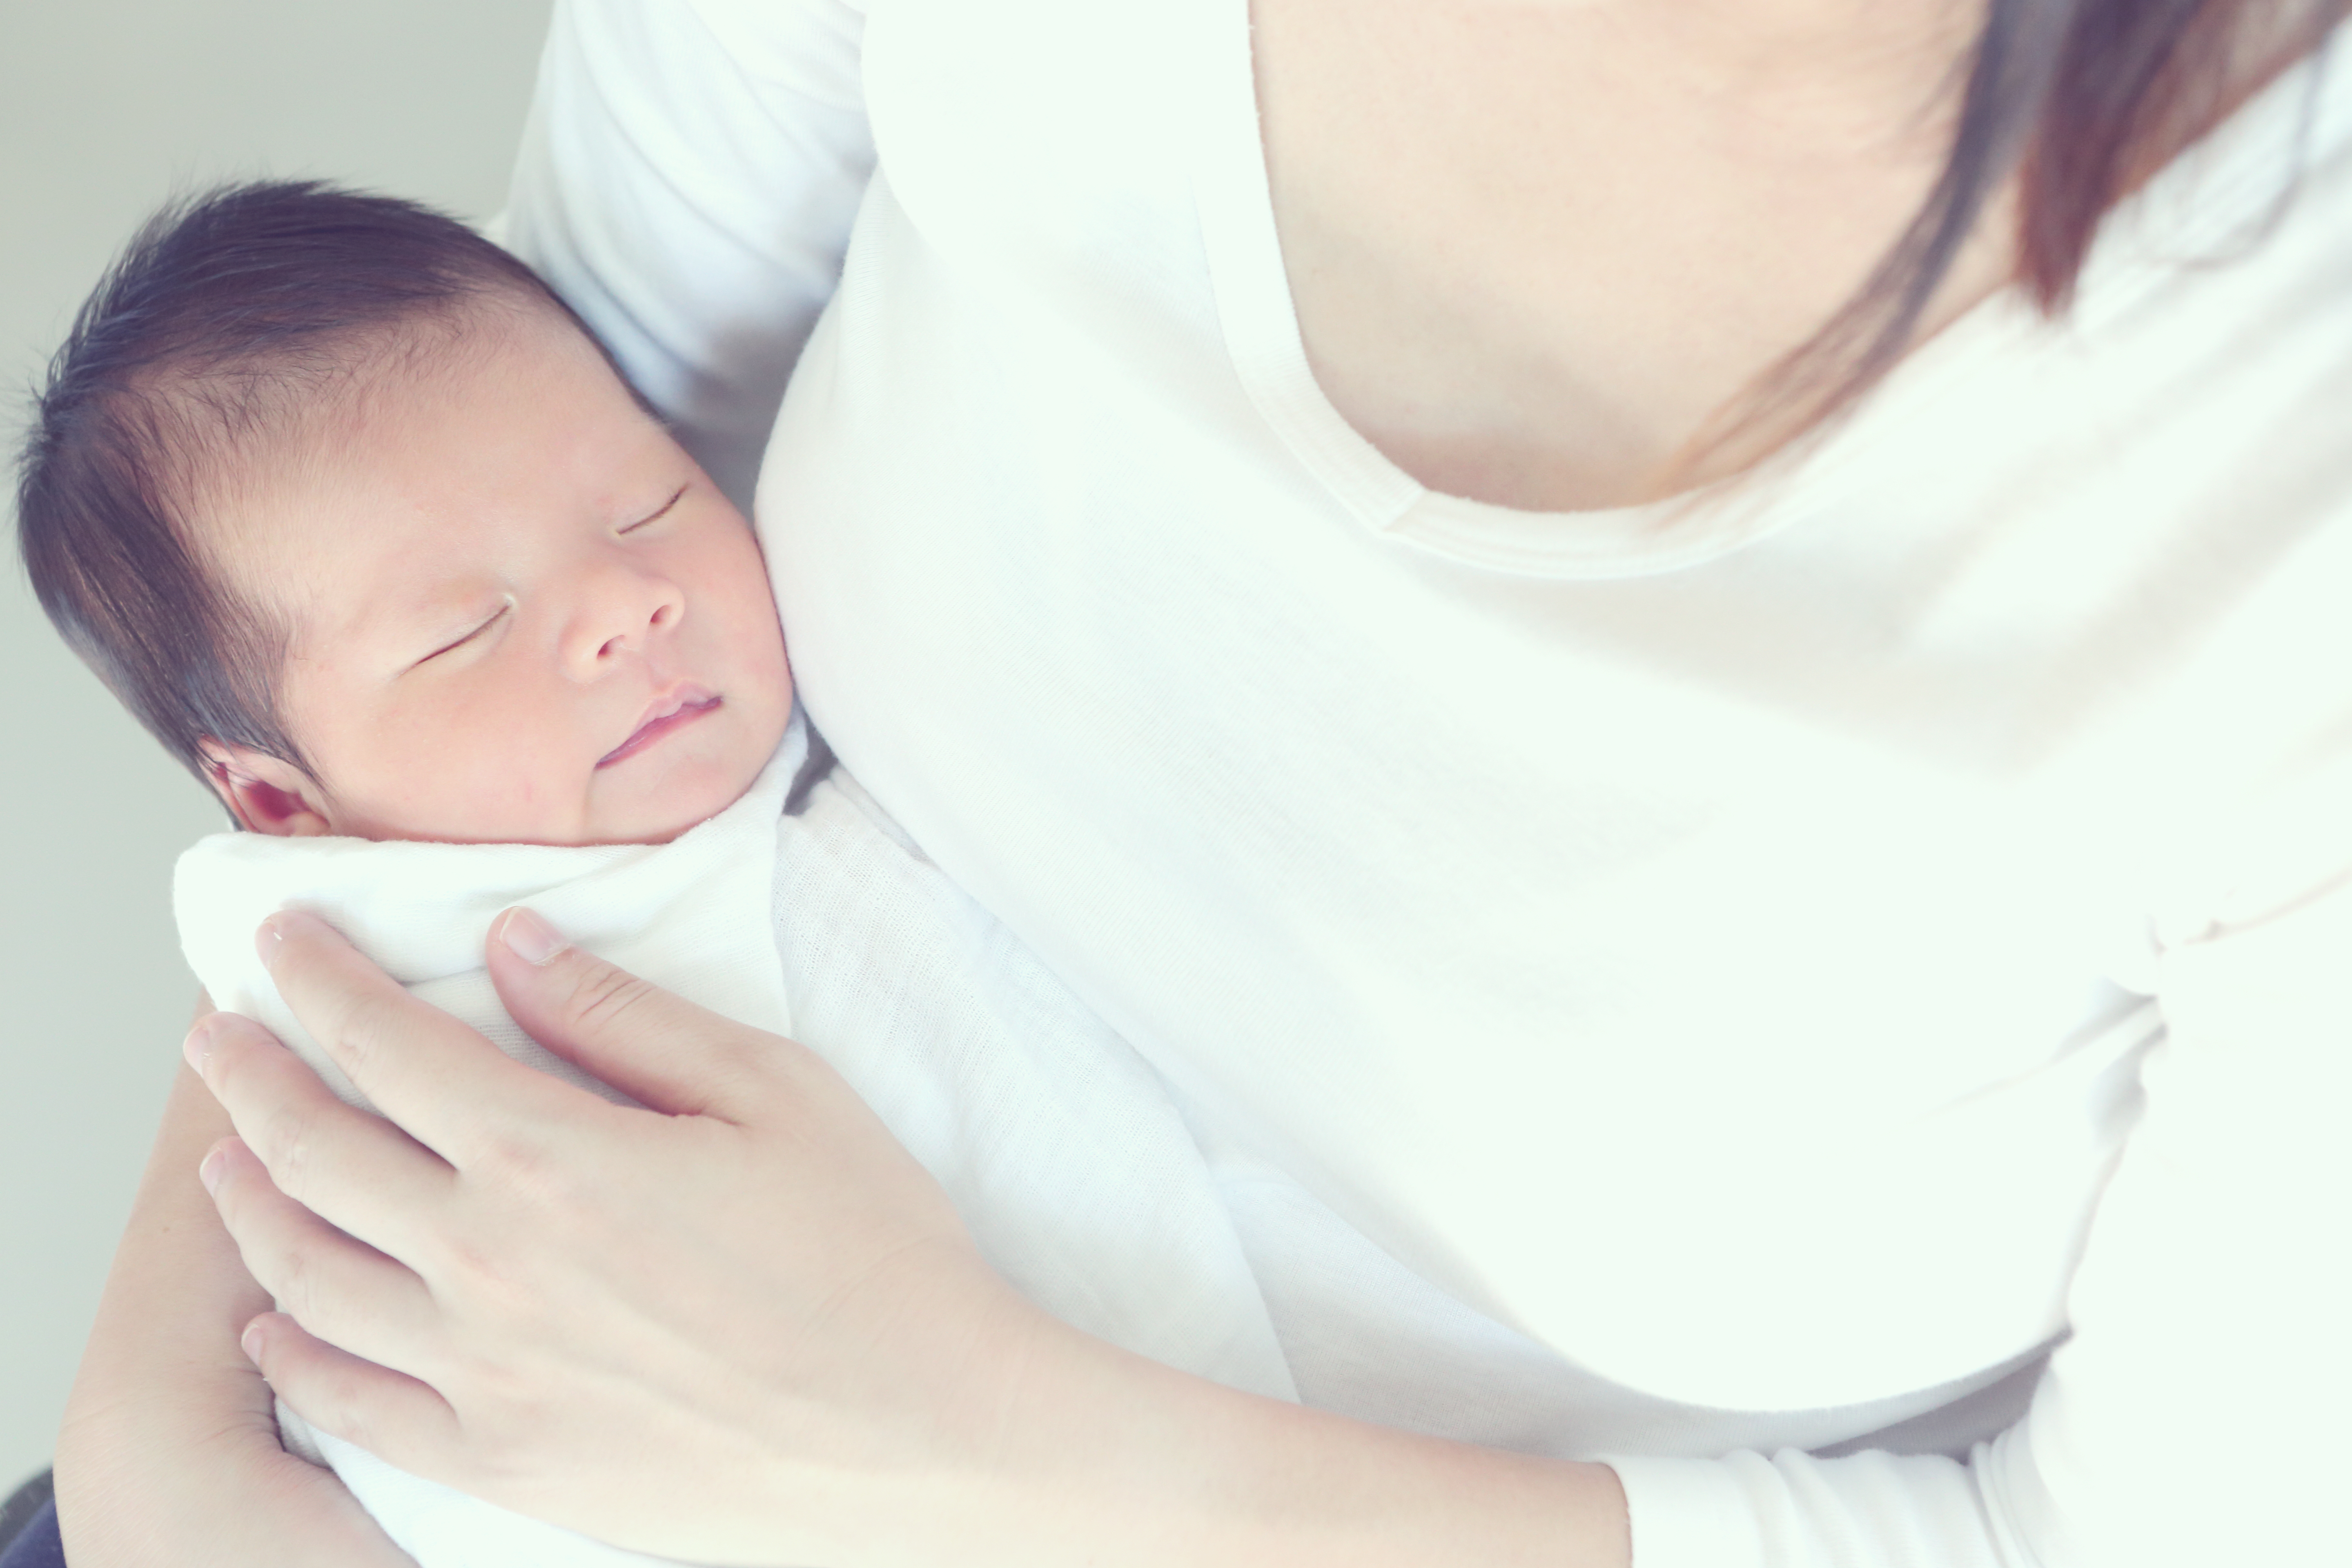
left=41, top=0, right=2352, bottom=1562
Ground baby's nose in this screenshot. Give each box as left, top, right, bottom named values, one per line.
left=596, top=594, right=679, bottom=659
left=570, top=564, right=685, bottom=669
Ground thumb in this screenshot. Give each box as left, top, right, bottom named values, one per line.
left=484, top=906, right=769, bottom=1119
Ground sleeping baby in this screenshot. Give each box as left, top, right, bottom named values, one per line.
left=16, top=180, right=1293, bottom=1568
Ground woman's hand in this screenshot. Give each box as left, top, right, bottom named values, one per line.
left=55, top=1036, right=415, bottom=1568
left=190, top=907, right=1630, bottom=1568
left=185, top=906, right=1074, bottom=1566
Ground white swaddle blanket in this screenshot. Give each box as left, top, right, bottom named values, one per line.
left=175, top=716, right=1294, bottom=1568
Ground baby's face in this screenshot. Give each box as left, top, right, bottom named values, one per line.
left=213, top=310, right=791, bottom=845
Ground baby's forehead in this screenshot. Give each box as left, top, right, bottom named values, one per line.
left=165, top=348, right=439, bottom=646
left=173, top=341, right=431, bottom=587
left=186, top=306, right=650, bottom=638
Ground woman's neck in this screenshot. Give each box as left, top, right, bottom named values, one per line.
left=1254, top=0, right=2003, bottom=511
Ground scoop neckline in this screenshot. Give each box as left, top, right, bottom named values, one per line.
left=1185, top=0, right=2349, bottom=580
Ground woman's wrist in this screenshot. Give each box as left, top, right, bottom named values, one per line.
left=924, top=1300, right=1632, bottom=1568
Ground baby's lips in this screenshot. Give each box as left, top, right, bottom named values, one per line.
left=599, top=684, right=722, bottom=768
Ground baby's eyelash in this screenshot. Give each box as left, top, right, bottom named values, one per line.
left=420, top=602, right=509, bottom=664
left=618, top=484, right=689, bottom=535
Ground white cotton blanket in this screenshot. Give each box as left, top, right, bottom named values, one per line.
left=174, top=717, right=1293, bottom=1568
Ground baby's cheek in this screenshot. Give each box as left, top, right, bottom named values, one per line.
left=714, top=572, right=793, bottom=715
left=376, top=704, right=584, bottom=842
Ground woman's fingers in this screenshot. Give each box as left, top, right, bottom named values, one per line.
left=200, top=1134, right=442, bottom=1380
left=187, top=1008, right=452, bottom=1261
left=240, top=1309, right=462, bottom=1479
left=484, top=906, right=778, bottom=1120
left=256, top=908, right=603, bottom=1166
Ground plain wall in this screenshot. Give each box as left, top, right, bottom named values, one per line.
left=0, top=0, right=553, bottom=1492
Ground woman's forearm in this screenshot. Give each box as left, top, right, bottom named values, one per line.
left=55, top=1024, right=410, bottom=1567
left=968, top=1308, right=1633, bottom=1568
left=57, top=1055, right=275, bottom=1485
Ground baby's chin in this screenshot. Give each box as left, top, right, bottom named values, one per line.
left=579, top=732, right=787, bottom=845
left=598, top=780, right=762, bottom=846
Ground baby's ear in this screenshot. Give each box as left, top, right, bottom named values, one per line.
left=195, top=740, right=335, bottom=837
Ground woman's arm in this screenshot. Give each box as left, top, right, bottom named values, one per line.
left=187, top=909, right=1632, bottom=1568
left=53, top=1006, right=412, bottom=1568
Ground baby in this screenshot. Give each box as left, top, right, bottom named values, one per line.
left=22, top=181, right=791, bottom=850
left=17, top=182, right=1293, bottom=1567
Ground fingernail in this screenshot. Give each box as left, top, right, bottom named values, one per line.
left=254, top=915, right=286, bottom=967
left=199, top=1145, right=227, bottom=1196
left=183, top=1014, right=220, bottom=1076
left=499, top=906, right=569, bottom=965
left=240, top=1319, right=266, bottom=1366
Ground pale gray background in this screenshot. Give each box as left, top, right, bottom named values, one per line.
left=0, top=0, right=554, bottom=1492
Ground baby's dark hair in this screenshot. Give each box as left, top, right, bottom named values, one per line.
left=15, top=179, right=608, bottom=793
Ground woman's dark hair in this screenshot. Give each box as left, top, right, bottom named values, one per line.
left=14, top=180, right=593, bottom=793
left=1708, top=0, right=2346, bottom=472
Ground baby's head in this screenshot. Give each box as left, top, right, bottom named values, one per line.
left=18, top=182, right=792, bottom=846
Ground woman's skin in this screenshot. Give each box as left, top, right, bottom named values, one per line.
left=55, top=0, right=2297, bottom=1562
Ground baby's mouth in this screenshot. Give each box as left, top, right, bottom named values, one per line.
left=598, top=686, right=722, bottom=768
